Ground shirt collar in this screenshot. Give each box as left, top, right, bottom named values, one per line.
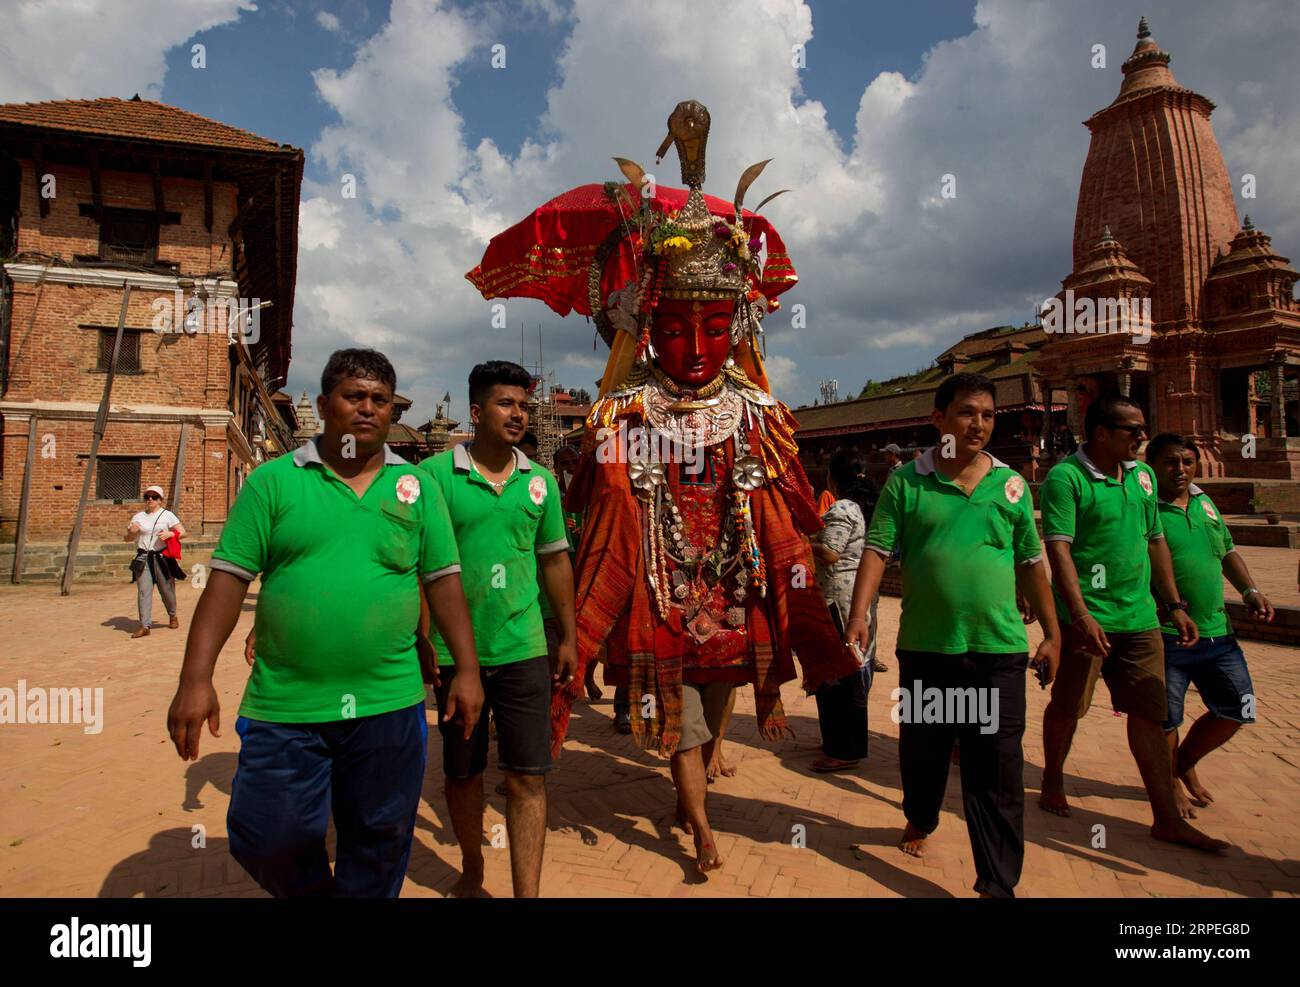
left=1160, top=483, right=1204, bottom=504
left=451, top=442, right=533, bottom=473
left=292, top=437, right=407, bottom=468
left=913, top=446, right=1010, bottom=477
left=1073, top=447, right=1137, bottom=481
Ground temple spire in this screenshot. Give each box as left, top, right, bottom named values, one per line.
left=1118, top=15, right=1176, bottom=97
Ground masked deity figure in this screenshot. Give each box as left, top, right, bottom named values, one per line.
left=467, top=103, right=858, bottom=849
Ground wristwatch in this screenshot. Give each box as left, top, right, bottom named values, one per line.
left=1164, top=600, right=1190, bottom=613
left=1243, top=587, right=1261, bottom=600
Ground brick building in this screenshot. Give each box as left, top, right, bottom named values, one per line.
left=1033, top=19, right=1300, bottom=477
left=0, top=96, right=303, bottom=570
left=794, top=324, right=1066, bottom=487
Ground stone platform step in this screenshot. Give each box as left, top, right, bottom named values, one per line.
left=1222, top=515, right=1299, bottom=548
left=0, top=538, right=220, bottom=584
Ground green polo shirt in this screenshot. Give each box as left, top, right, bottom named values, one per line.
left=866, top=448, right=1042, bottom=654
left=211, top=439, right=461, bottom=723
left=1040, top=449, right=1163, bottom=633
left=1157, top=485, right=1235, bottom=637
left=538, top=505, right=581, bottom=620
left=417, top=444, right=568, bottom=666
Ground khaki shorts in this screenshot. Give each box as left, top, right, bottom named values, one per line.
left=678, top=682, right=736, bottom=752
left=1047, top=626, right=1167, bottom=724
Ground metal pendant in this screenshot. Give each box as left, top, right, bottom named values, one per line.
left=629, top=459, right=665, bottom=493
left=732, top=454, right=766, bottom=491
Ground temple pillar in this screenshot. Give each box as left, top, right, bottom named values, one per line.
left=1269, top=355, right=1287, bottom=439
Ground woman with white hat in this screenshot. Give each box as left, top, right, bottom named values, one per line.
left=125, top=484, right=186, bottom=638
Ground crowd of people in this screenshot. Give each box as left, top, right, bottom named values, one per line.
left=159, top=348, right=1272, bottom=899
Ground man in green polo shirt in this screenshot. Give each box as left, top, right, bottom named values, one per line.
left=165, top=348, right=483, bottom=897
left=417, top=360, right=575, bottom=899
left=1039, top=394, right=1229, bottom=853
left=1147, top=433, right=1272, bottom=817
left=845, top=372, right=1060, bottom=898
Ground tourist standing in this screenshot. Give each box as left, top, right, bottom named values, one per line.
left=126, top=484, right=185, bottom=638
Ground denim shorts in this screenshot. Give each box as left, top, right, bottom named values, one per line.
left=1161, top=633, right=1256, bottom=731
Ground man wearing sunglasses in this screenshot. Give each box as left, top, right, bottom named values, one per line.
left=1037, top=394, right=1229, bottom=852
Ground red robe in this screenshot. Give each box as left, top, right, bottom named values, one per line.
left=550, top=395, right=859, bottom=756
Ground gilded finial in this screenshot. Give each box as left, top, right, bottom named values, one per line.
left=1137, top=16, right=1150, bottom=39
left=655, top=100, right=711, bottom=189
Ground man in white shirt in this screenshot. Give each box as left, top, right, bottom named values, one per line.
left=125, top=484, right=185, bottom=638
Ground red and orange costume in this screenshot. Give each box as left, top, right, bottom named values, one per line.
left=467, top=100, right=857, bottom=756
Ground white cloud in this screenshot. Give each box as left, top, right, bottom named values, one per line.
left=288, top=0, right=1300, bottom=415
left=16, top=0, right=1292, bottom=417
left=0, top=0, right=255, bottom=102
left=316, top=10, right=341, bottom=33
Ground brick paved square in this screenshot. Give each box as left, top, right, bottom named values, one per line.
left=1, top=545, right=1297, bottom=897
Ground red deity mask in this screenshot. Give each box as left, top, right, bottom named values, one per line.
left=650, top=299, right=734, bottom=387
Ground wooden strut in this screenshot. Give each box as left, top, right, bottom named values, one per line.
left=170, top=421, right=188, bottom=516
left=10, top=416, right=37, bottom=583
left=61, top=281, right=132, bottom=595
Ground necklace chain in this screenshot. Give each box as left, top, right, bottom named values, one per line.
left=468, top=446, right=515, bottom=491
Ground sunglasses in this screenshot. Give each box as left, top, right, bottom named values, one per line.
left=1107, top=423, right=1147, bottom=437
left=144, top=493, right=161, bottom=500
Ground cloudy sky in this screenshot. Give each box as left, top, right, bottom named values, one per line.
left=2, top=0, right=1297, bottom=419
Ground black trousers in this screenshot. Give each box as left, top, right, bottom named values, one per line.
left=896, top=648, right=1027, bottom=898
left=814, top=603, right=871, bottom=761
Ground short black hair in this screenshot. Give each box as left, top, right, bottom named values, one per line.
left=321, top=348, right=396, bottom=397
left=1084, top=394, right=1142, bottom=442
left=935, top=372, right=996, bottom=413
left=468, top=360, right=532, bottom=407
left=1145, top=432, right=1198, bottom=464
left=521, top=430, right=539, bottom=449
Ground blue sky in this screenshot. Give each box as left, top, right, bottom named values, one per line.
left=161, top=1, right=979, bottom=191
left=4, top=0, right=1297, bottom=418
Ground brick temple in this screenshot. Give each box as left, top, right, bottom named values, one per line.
left=1034, top=18, right=1300, bottom=478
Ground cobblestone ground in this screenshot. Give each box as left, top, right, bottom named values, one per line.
left=1, top=546, right=1297, bottom=898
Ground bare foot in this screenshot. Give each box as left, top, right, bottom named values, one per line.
left=584, top=668, right=602, bottom=702
left=1150, top=820, right=1230, bottom=853
left=446, top=867, right=486, bottom=898
left=675, top=801, right=694, bottom=836
left=1038, top=776, right=1071, bottom=817
left=695, top=835, right=723, bottom=876
left=706, top=751, right=737, bottom=780
left=898, top=822, right=928, bottom=858
left=1174, top=786, right=1198, bottom=819
left=1177, top=764, right=1213, bottom=807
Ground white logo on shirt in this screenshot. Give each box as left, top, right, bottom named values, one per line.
left=528, top=475, right=547, bottom=506
left=1201, top=498, right=1217, bottom=520
left=395, top=474, right=421, bottom=504
left=1004, top=475, right=1025, bottom=504
left=1137, top=471, right=1153, bottom=496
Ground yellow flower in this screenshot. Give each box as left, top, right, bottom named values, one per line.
left=659, top=235, right=694, bottom=255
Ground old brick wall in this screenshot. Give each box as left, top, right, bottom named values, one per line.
left=1, top=159, right=254, bottom=542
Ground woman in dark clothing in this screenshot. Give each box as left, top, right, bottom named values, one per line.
left=809, top=450, right=879, bottom=772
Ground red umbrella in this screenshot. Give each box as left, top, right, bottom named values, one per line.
left=466, top=181, right=797, bottom=333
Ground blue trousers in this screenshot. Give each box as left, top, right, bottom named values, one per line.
left=227, top=702, right=427, bottom=897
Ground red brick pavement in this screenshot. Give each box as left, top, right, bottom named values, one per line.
left=1, top=546, right=1297, bottom=897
